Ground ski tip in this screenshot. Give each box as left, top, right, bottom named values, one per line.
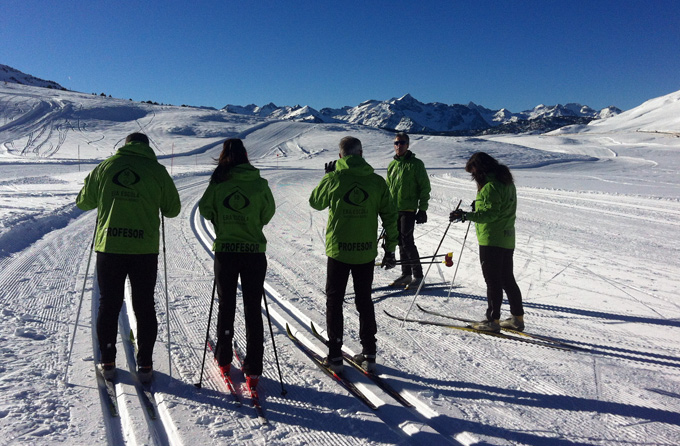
left=310, top=321, right=321, bottom=337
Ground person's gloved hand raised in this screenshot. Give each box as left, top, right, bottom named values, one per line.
left=324, top=160, right=336, bottom=174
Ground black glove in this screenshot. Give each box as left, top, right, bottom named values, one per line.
left=415, top=210, right=427, bottom=224
left=449, top=209, right=465, bottom=223
left=381, top=251, right=397, bottom=270
left=324, top=160, right=336, bottom=173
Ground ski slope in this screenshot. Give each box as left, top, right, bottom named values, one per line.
left=1, top=83, right=679, bottom=445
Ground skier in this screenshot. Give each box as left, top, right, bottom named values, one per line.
left=199, top=138, right=275, bottom=390
left=76, top=132, right=181, bottom=382
left=449, top=152, right=524, bottom=332
left=386, top=132, right=431, bottom=288
left=310, top=136, right=398, bottom=373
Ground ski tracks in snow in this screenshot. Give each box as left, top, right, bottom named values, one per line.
left=1, top=168, right=679, bottom=445
left=0, top=212, right=95, bottom=442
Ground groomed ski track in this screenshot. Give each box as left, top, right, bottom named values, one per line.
left=2, top=148, right=680, bottom=444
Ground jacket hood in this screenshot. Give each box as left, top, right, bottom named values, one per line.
left=117, top=141, right=158, bottom=160
left=212, top=163, right=262, bottom=183
left=336, top=155, right=374, bottom=176
left=229, top=163, right=262, bottom=181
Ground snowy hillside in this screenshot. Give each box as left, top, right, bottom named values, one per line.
left=563, top=89, right=680, bottom=134
left=1, top=82, right=679, bottom=446
left=1, top=64, right=66, bottom=90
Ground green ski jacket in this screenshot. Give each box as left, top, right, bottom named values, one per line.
left=199, top=164, right=275, bottom=253
left=465, top=174, right=517, bottom=249
left=309, top=155, right=398, bottom=264
left=76, top=141, right=181, bottom=254
left=387, top=151, right=431, bottom=212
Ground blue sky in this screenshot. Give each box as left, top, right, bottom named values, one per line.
left=1, top=1, right=678, bottom=112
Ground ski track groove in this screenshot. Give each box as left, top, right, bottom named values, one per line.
left=0, top=213, right=96, bottom=443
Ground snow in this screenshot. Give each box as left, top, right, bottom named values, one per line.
left=1, top=82, right=679, bottom=445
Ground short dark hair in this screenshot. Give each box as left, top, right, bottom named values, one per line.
left=394, top=132, right=409, bottom=144
left=339, top=136, right=362, bottom=157
left=125, top=132, right=149, bottom=144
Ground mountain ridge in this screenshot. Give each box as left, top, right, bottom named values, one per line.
left=223, top=93, right=622, bottom=135
left=1, top=63, right=621, bottom=135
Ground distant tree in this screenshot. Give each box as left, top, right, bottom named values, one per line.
left=100, top=93, right=106, bottom=97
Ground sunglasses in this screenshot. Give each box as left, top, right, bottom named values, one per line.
left=394, top=141, right=408, bottom=146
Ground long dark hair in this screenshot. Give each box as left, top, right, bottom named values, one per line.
left=211, top=138, right=249, bottom=183
left=465, top=152, right=514, bottom=190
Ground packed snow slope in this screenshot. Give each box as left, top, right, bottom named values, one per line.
left=1, top=83, right=679, bottom=446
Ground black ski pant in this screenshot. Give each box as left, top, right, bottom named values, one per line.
left=96, top=252, right=158, bottom=367
left=479, top=245, right=524, bottom=321
left=214, top=251, right=266, bottom=376
left=325, top=257, right=376, bottom=359
left=397, top=211, right=423, bottom=277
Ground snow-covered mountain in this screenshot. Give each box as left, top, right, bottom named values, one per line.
left=223, top=93, right=622, bottom=134
left=1, top=64, right=620, bottom=135
left=0, top=64, right=66, bottom=90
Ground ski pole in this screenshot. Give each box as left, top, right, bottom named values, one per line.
left=375, top=253, right=452, bottom=267
left=162, top=216, right=172, bottom=379
left=402, top=200, right=461, bottom=325
left=262, top=290, right=287, bottom=396
left=64, top=219, right=97, bottom=384
left=447, top=219, right=472, bottom=298
left=377, top=227, right=386, bottom=251
left=194, top=280, right=217, bottom=389
left=393, top=253, right=453, bottom=266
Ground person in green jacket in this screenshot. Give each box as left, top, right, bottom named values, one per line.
left=76, top=132, right=181, bottom=382
left=386, top=132, right=431, bottom=288
left=199, top=138, right=275, bottom=390
left=450, top=152, right=524, bottom=333
left=310, top=136, right=398, bottom=373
